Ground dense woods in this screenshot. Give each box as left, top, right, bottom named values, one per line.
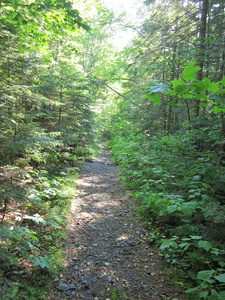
left=1, top=0, right=225, bottom=299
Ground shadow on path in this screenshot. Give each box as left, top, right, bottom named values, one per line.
left=49, top=149, right=184, bottom=300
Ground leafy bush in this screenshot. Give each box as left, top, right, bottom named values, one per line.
left=108, top=119, right=225, bottom=298
left=0, top=161, right=78, bottom=299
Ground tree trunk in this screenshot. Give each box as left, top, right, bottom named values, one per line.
left=194, top=0, right=209, bottom=117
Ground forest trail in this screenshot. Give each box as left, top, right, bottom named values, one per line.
left=49, top=147, right=183, bottom=300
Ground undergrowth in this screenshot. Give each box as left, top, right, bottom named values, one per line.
left=107, top=122, right=225, bottom=300
left=0, top=155, right=82, bottom=299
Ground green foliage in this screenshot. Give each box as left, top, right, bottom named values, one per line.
left=0, top=159, right=79, bottom=299
left=0, top=0, right=90, bottom=45
left=182, top=62, right=201, bottom=81
left=145, top=81, right=171, bottom=105
left=107, top=117, right=225, bottom=298
left=145, top=62, right=225, bottom=113
left=110, top=288, right=128, bottom=300
left=185, top=268, right=225, bottom=299
left=30, top=256, right=51, bottom=269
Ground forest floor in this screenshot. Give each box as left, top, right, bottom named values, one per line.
left=48, top=146, right=185, bottom=300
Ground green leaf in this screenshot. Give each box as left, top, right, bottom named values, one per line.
left=217, top=88, right=225, bottom=94
left=197, top=270, right=215, bottom=282
left=30, top=256, right=51, bottom=269
left=182, top=62, right=201, bottom=81
left=166, top=205, right=178, bottom=213
left=207, top=80, right=219, bottom=93
left=199, top=102, right=208, bottom=107
left=9, top=282, right=19, bottom=298
left=198, top=240, right=212, bottom=251
left=179, top=242, right=190, bottom=251
left=209, top=94, right=225, bottom=104
left=168, top=99, right=178, bottom=105
left=199, top=290, right=208, bottom=299
left=147, top=82, right=170, bottom=93
left=218, top=291, right=225, bottom=300
left=145, top=92, right=161, bottom=105
left=185, top=287, right=199, bottom=294
left=194, top=92, right=207, bottom=100
left=190, top=235, right=202, bottom=240
left=180, top=202, right=197, bottom=215
left=212, top=104, right=225, bottom=113
left=23, top=214, right=47, bottom=225
left=193, top=79, right=210, bottom=92
left=159, top=240, right=178, bottom=250
left=193, top=78, right=218, bottom=93
left=171, top=78, right=188, bottom=95
left=220, top=76, right=225, bottom=86
left=171, top=78, right=184, bottom=87
left=209, top=289, right=219, bottom=299
left=214, top=273, right=225, bottom=283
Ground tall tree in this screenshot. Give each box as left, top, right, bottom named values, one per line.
left=195, top=0, right=209, bottom=116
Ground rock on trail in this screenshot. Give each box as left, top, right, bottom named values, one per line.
left=49, top=148, right=184, bottom=300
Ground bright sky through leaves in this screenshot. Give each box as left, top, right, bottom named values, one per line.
left=103, top=0, right=143, bottom=49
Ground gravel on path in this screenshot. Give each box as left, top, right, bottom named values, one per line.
left=49, top=148, right=184, bottom=300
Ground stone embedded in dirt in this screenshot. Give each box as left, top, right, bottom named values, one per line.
left=57, top=283, right=70, bottom=291
left=68, top=283, right=77, bottom=290
left=87, top=255, right=95, bottom=259
left=66, top=290, right=76, bottom=296
left=105, top=162, right=113, bottom=166
left=57, top=282, right=77, bottom=292
left=107, top=276, right=114, bottom=283
left=68, top=274, right=77, bottom=280
left=127, top=240, right=136, bottom=246
left=82, top=280, right=90, bottom=288
left=84, top=158, right=95, bottom=163
left=72, top=257, right=79, bottom=262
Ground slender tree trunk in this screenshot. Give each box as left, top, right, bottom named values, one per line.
left=220, top=1, right=225, bottom=79
left=220, top=3, right=225, bottom=151
left=59, top=84, right=63, bottom=126
left=167, top=41, right=177, bottom=132
left=161, top=55, right=167, bottom=131
left=221, top=38, right=225, bottom=79
left=184, top=99, right=191, bottom=124
left=194, top=0, right=209, bottom=117
left=167, top=102, right=172, bottom=132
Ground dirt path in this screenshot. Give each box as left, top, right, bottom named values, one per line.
left=49, top=148, right=184, bottom=299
